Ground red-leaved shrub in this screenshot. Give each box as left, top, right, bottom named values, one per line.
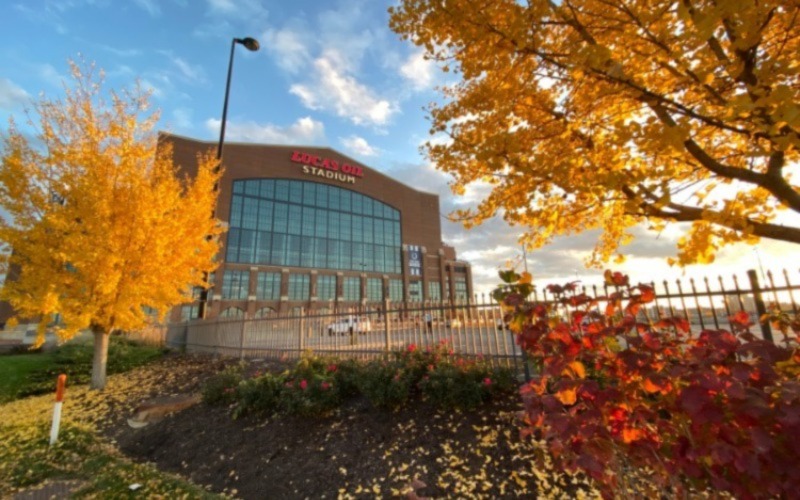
left=495, top=270, right=800, bottom=498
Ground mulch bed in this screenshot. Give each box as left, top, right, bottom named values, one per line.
left=110, top=356, right=590, bottom=499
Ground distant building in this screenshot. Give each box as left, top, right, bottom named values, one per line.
left=163, top=134, right=473, bottom=322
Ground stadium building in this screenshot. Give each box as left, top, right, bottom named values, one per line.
left=164, top=134, right=473, bottom=322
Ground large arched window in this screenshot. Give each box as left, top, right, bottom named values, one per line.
left=219, top=307, right=245, bottom=319
left=226, top=179, right=402, bottom=273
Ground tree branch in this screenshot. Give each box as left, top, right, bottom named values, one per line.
left=621, top=185, right=800, bottom=244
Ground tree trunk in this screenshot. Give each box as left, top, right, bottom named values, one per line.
left=91, top=328, right=110, bottom=390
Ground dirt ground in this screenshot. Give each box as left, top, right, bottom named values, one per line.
left=109, top=355, right=590, bottom=499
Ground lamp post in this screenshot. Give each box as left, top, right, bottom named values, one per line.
left=217, top=37, right=260, bottom=160
left=199, top=36, right=260, bottom=320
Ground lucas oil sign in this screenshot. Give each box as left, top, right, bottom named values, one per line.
left=290, top=151, right=363, bottom=184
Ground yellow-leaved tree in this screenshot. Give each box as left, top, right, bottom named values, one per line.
left=390, top=0, right=800, bottom=264
left=0, top=62, right=222, bottom=389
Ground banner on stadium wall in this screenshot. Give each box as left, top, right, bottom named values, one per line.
left=407, top=245, right=422, bottom=277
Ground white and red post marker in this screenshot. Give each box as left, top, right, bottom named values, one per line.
left=49, top=374, right=67, bottom=446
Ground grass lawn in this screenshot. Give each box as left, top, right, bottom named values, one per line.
left=0, top=353, right=55, bottom=404
left=0, top=356, right=223, bottom=498
left=0, top=336, right=165, bottom=403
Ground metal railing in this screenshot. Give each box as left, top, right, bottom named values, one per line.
left=154, top=267, right=799, bottom=372
left=530, top=268, right=799, bottom=343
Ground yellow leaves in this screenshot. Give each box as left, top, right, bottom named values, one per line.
left=621, top=427, right=645, bottom=444
left=561, top=361, right=586, bottom=380
left=555, top=387, right=578, bottom=406
left=390, top=0, right=800, bottom=267
left=0, top=61, right=221, bottom=338
left=642, top=378, right=662, bottom=394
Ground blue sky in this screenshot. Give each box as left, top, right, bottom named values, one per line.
left=1, top=0, right=798, bottom=295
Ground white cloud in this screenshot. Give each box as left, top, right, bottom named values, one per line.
left=400, top=49, right=435, bottom=91
left=133, top=0, right=160, bottom=16
left=140, top=79, right=165, bottom=99
left=171, top=108, right=193, bottom=130
left=98, top=44, right=142, bottom=58
left=206, top=0, right=237, bottom=14
left=205, top=0, right=268, bottom=22
left=340, top=135, right=379, bottom=157
left=205, top=116, right=326, bottom=145
left=264, top=27, right=311, bottom=74
left=0, top=79, right=30, bottom=110
left=289, top=52, right=398, bottom=126
left=172, top=57, right=206, bottom=83
left=38, top=64, right=64, bottom=88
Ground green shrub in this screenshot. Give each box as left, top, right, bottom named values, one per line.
left=330, top=358, right=362, bottom=398
left=280, top=373, right=341, bottom=417
left=201, top=366, right=242, bottom=406
left=233, top=372, right=285, bottom=418
left=292, top=352, right=336, bottom=380
left=211, top=346, right=518, bottom=418
left=357, top=359, right=413, bottom=409
left=392, top=342, right=451, bottom=382
left=419, top=359, right=515, bottom=410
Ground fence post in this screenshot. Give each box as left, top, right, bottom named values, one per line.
left=747, top=269, right=773, bottom=343
left=239, top=320, right=246, bottom=360
left=213, top=320, right=221, bottom=357
left=298, top=308, right=305, bottom=352
left=383, top=298, right=391, bottom=350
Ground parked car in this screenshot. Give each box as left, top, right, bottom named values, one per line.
left=326, top=316, right=372, bottom=336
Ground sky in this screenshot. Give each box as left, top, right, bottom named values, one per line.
left=0, top=0, right=798, bottom=297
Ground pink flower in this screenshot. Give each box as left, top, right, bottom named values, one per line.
left=483, top=378, right=492, bottom=387
left=407, top=343, right=417, bottom=353
left=300, top=379, right=308, bottom=390
left=427, top=364, right=435, bottom=372
left=326, top=364, right=338, bottom=372
left=321, top=381, right=331, bottom=391
left=285, top=381, right=293, bottom=388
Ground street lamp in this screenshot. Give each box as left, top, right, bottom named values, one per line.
left=217, top=37, right=260, bottom=160
left=199, top=36, right=260, bottom=320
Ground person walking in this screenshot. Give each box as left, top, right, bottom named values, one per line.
left=424, top=312, right=433, bottom=334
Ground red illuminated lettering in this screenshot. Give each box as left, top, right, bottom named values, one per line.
left=290, top=151, right=364, bottom=179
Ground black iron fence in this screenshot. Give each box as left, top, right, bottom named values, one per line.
left=529, top=268, right=799, bottom=343
left=145, top=268, right=799, bottom=371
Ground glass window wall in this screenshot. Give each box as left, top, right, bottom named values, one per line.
left=256, top=272, right=281, bottom=300
left=288, top=274, right=310, bottom=300
left=343, top=277, right=360, bottom=301
left=389, top=279, right=403, bottom=302
left=454, top=277, right=469, bottom=301
left=227, top=179, right=401, bottom=273
left=428, top=281, right=441, bottom=302
left=222, top=270, right=249, bottom=300
left=317, top=275, right=336, bottom=301
left=367, top=278, right=383, bottom=302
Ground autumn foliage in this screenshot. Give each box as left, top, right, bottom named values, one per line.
left=494, top=270, right=800, bottom=498
left=390, top=1, right=800, bottom=265
left=0, top=61, right=222, bottom=388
